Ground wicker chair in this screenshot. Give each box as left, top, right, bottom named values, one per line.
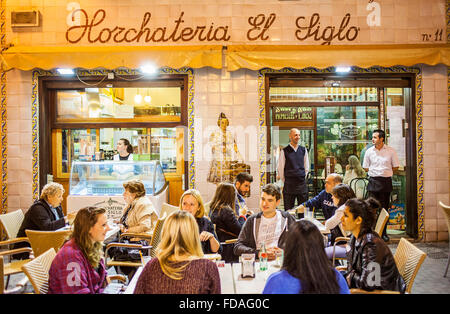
left=148, top=212, right=167, bottom=258
left=0, top=210, right=32, bottom=289
left=160, top=202, right=178, bottom=220
left=350, top=237, right=427, bottom=294
left=375, top=208, right=389, bottom=237
left=25, top=229, right=71, bottom=257
left=21, top=247, right=57, bottom=294
left=438, top=201, right=450, bottom=277
left=204, top=201, right=212, bottom=217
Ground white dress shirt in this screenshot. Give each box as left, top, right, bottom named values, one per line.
left=363, top=144, right=399, bottom=178
left=277, top=144, right=310, bottom=182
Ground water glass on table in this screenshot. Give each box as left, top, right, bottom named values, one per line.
left=305, top=207, right=313, bottom=219
left=275, top=248, right=284, bottom=268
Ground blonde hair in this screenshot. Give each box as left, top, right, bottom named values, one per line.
left=71, top=207, right=106, bottom=269
left=348, top=155, right=366, bottom=178
left=157, top=211, right=204, bottom=280
left=40, top=182, right=64, bottom=201
left=179, top=189, right=205, bottom=218
left=123, top=179, right=146, bottom=198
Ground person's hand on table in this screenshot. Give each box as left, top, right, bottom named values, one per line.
left=119, top=224, right=128, bottom=233
left=65, top=212, right=77, bottom=225
left=295, top=205, right=305, bottom=214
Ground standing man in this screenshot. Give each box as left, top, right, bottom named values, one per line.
left=363, top=129, right=399, bottom=242
left=234, top=172, right=253, bottom=216
left=277, top=128, right=310, bottom=211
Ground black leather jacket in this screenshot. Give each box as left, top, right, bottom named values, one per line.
left=346, top=232, right=406, bottom=293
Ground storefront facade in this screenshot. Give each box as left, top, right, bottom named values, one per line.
left=1, top=0, right=449, bottom=241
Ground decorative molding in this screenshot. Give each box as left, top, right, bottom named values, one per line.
left=258, top=66, right=424, bottom=240
left=1, top=0, right=6, bottom=213
left=31, top=67, right=195, bottom=201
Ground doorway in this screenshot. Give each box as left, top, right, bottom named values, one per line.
left=265, top=75, right=416, bottom=238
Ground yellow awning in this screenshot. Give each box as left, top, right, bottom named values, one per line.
left=0, top=45, right=223, bottom=71
left=226, top=44, right=450, bottom=71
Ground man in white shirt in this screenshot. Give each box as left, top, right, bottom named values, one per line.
left=363, top=129, right=399, bottom=242
left=233, top=184, right=296, bottom=260
left=277, top=128, right=310, bottom=211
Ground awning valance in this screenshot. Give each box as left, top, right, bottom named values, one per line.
left=0, top=45, right=223, bottom=71
left=226, top=44, right=450, bottom=71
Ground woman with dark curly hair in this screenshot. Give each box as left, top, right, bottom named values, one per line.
left=342, top=198, right=406, bottom=293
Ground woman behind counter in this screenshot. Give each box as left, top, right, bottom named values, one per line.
left=114, top=138, right=134, bottom=161
left=48, top=206, right=111, bottom=294
left=180, top=189, right=221, bottom=255
left=134, top=210, right=221, bottom=294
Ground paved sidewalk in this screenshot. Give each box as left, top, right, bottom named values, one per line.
left=390, top=241, right=450, bottom=294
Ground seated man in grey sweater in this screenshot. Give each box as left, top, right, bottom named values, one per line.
left=234, top=183, right=296, bottom=260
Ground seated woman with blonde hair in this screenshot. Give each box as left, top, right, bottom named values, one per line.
left=134, top=210, right=221, bottom=294
left=179, top=189, right=220, bottom=254
left=48, top=207, right=111, bottom=294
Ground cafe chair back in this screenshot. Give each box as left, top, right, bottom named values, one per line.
left=204, top=200, right=212, bottom=217
left=25, top=229, right=71, bottom=258
left=375, top=208, right=389, bottom=238
left=394, top=237, right=427, bottom=293
left=0, top=209, right=24, bottom=240
left=349, top=177, right=368, bottom=199
left=160, top=202, right=178, bottom=220
left=21, top=247, right=57, bottom=294
left=149, top=212, right=167, bottom=258
left=438, top=201, right=450, bottom=277
left=350, top=237, right=426, bottom=294
left=0, top=210, right=32, bottom=289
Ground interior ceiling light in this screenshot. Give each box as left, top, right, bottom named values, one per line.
left=140, top=64, right=158, bottom=75
left=335, top=66, right=351, bottom=73
left=144, top=95, right=152, bottom=103
left=134, top=94, right=142, bottom=104
left=56, top=68, right=74, bottom=75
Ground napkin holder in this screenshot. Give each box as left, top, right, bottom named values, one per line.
left=240, top=253, right=255, bottom=278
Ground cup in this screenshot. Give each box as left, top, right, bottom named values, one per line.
left=305, top=207, right=312, bottom=219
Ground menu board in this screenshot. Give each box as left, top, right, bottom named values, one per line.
left=273, top=107, right=313, bottom=121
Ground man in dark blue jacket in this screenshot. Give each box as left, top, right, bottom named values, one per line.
left=296, top=173, right=342, bottom=220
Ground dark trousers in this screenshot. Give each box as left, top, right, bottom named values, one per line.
left=368, top=190, right=391, bottom=237
left=283, top=192, right=307, bottom=211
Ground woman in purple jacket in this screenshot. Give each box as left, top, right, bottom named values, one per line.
left=48, top=206, right=111, bottom=294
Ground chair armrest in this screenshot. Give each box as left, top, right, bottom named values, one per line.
left=350, top=288, right=400, bottom=294
left=335, top=266, right=347, bottom=272
left=107, top=275, right=128, bottom=284
left=119, top=232, right=153, bottom=241
left=0, top=237, right=30, bottom=247
left=105, top=242, right=152, bottom=260
left=0, top=247, right=33, bottom=257
left=221, top=239, right=238, bottom=245
left=334, top=237, right=350, bottom=243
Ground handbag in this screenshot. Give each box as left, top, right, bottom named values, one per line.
left=108, top=239, right=149, bottom=262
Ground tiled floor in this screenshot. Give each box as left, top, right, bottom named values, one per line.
left=4, top=241, right=449, bottom=294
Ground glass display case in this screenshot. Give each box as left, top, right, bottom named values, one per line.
left=69, top=160, right=166, bottom=196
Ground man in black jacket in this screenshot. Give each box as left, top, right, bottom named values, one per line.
left=234, top=183, right=296, bottom=260
left=14, top=182, right=70, bottom=258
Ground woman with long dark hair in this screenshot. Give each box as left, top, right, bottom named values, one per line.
left=263, top=220, right=350, bottom=294
left=209, top=182, right=246, bottom=263
left=342, top=198, right=406, bottom=292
